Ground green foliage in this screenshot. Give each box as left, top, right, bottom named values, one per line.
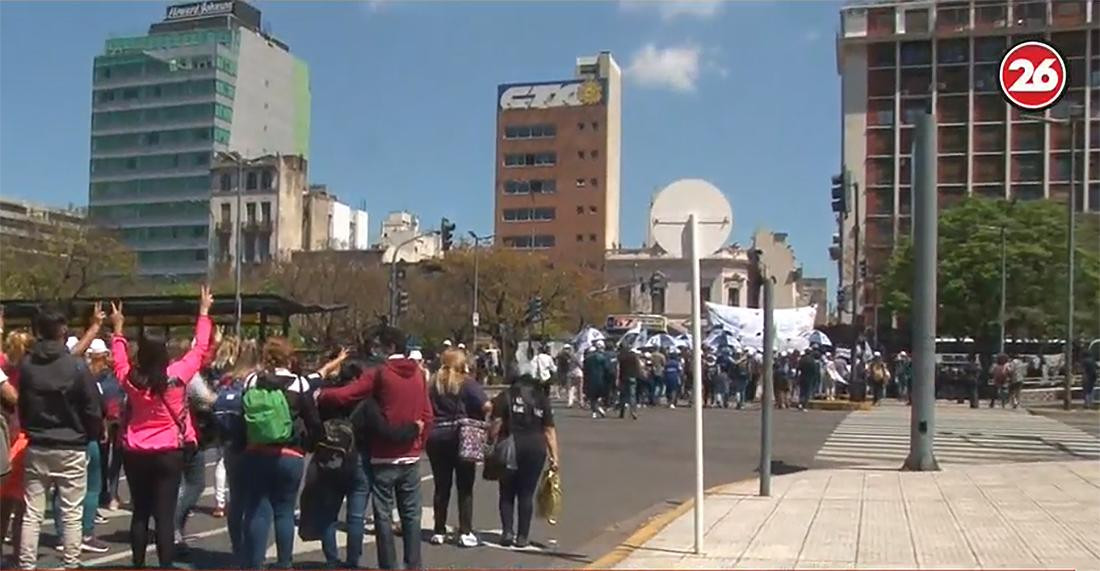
left=881, top=198, right=1099, bottom=349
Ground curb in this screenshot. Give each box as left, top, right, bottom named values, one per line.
left=586, top=478, right=755, bottom=569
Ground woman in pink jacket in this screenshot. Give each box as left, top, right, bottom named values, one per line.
left=109, top=286, right=213, bottom=568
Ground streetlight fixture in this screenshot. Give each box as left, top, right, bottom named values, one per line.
left=468, top=232, right=493, bottom=339
left=215, top=150, right=258, bottom=338
left=1026, top=103, right=1084, bottom=410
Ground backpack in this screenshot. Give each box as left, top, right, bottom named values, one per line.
left=213, top=379, right=246, bottom=449
left=313, top=418, right=355, bottom=471
left=243, top=384, right=293, bottom=445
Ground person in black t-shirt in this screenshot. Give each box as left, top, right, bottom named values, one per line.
left=490, top=374, right=559, bottom=549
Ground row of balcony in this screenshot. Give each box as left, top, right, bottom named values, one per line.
left=844, top=1, right=1095, bottom=39
left=214, top=219, right=274, bottom=233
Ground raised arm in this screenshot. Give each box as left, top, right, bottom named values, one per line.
left=109, top=301, right=133, bottom=390
left=72, top=302, right=106, bottom=356
left=168, top=286, right=214, bottom=381
left=317, top=367, right=375, bottom=407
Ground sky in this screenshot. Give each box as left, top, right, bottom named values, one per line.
left=0, top=0, right=843, bottom=285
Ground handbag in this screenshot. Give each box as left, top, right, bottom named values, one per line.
left=482, top=434, right=515, bottom=481
left=457, top=418, right=488, bottom=463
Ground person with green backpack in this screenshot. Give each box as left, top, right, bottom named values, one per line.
left=239, top=337, right=322, bottom=570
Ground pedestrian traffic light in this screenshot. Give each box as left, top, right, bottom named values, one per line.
left=831, top=171, right=849, bottom=215
left=440, top=218, right=456, bottom=251
left=525, top=296, right=543, bottom=325
left=397, top=290, right=410, bottom=315
left=649, top=271, right=667, bottom=293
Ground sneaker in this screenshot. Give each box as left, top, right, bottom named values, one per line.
left=669, top=404, right=676, bottom=409
left=597, top=406, right=607, bottom=418
left=458, top=533, right=479, bottom=548
left=591, top=412, right=599, bottom=419
left=82, top=536, right=110, bottom=553
left=514, top=536, right=530, bottom=549
left=429, top=533, right=446, bottom=545
left=212, top=507, right=225, bottom=518
left=500, top=534, right=514, bottom=547
left=94, top=513, right=109, bottom=525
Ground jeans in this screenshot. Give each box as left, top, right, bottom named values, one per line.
left=618, top=378, right=637, bottom=418
left=123, top=449, right=184, bottom=568
left=83, top=441, right=101, bottom=537
left=371, top=462, right=423, bottom=570
left=100, top=423, right=123, bottom=507
left=499, top=442, right=546, bottom=541
left=222, top=447, right=248, bottom=565
left=319, top=454, right=370, bottom=567
left=175, top=447, right=207, bottom=537
left=736, top=379, right=750, bottom=409
left=426, top=429, right=477, bottom=536
left=872, top=382, right=885, bottom=404
left=241, top=452, right=304, bottom=569
left=587, top=384, right=607, bottom=414
left=20, top=447, right=87, bottom=569
left=1084, top=377, right=1096, bottom=408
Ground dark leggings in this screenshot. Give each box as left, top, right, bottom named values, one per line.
left=498, top=442, right=546, bottom=540
left=426, top=430, right=477, bottom=535
left=123, top=449, right=184, bottom=568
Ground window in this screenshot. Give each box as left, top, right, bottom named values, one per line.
left=938, top=67, right=968, bottom=94
left=220, top=173, right=232, bottom=192
left=589, top=205, right=598, bottom=214
left=244, top=235, right=255, bottom=263
left=1012, top=123, right=1043, bottom=151
left=577, top=122, right=585, bottom=130
left=503, top=179, right=556, bottom=195
left=899, top=41, right=931, bottom=66
left=1013, top=1, right=1046, bottom=27
left=126, top=158, right=137, bottom=170
left=900, top=68, right=931, bottom=95
left=578, top=151, right=585, bottom=159
left=937, top=39, right=968, bottom=64
left=1050, top=154, right=1072, bottom=181
left=576, top=178, right=586, bottom=188
left=504, top=152, right=556, bottom=167
left=193, top=153, right=209, bottom=166
left=260, top=201, right=271, bottom=223
left=576, top=206, right=584, bottom=214
left=937, top=95, right=968, bottom=123
left=245, top=203, right=256, bottom=224
left=220, top=203, right=231, bottom=224
left=504, top=124, right=556, bottom=139
left=974, top=64, right=998, bottom=92
left=146, top=132, right=160, bottom=146
left=904, top=8, right=929, bottom=33
left=122, top=88, right=139, bottom=100
left=591, top=149, right=599, bottom=159
left=700, top=286, right=711, bottom=303
left=261, top=170, right=273, bottom=189
left=975, top=2, right=1007, bottom=28
left=576, top=234, right=583, bottom=242
left=727, top=288, right=741, bottom=307
left=502, top=208, right=555, bottom=222
left=590, top=177, right=598, bottom=187
left=246, top=171, right=257, bottom=190
left=974, top=155, right=1006, bottom=182
left=1012, top=155, right=1043, bottom=182
left=974, top=36, right=1006, bottom=62
left=503, top=235, right=555, bottom=249
left=974, top=125, right=1006, bottom=152
left=589, top=234, right=597, bottom=242
left=939, top=126, right=967, bottom=153
left=868, top=69, right=895, bottom=97
left=258, top=236, right=270, bottom=261
left=937, top=2, right=969, bottom=31
left=974, top=94, right=1006, bottom=122
left=868, top=99, right=894, bottom=126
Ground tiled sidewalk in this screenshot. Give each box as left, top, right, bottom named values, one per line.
left=613, top=461, right=1100, bottom=570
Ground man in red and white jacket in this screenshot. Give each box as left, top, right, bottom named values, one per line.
left=317, top=326, right=432, bottom=570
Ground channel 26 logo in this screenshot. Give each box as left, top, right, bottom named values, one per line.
left=998, top=40, right=1067, bottom=111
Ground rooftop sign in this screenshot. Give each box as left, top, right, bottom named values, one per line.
left=165, top=1, right=234, bottom=21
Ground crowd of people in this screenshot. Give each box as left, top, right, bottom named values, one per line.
left=541, top=340, right=906, bottom=418
left=0, top=287, right=560, bottom=570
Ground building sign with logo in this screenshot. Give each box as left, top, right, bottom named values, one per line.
left=166, top=1, right=234, bottom=21
left=498, top=79, right=605, bottom=110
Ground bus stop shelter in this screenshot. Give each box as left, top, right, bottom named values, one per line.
left=0, top=294, right=346, bottom=340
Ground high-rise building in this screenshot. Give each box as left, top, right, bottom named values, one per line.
left=836, top=0, right=1098, bottom=323
left=88, top=1, right=310, bottom=277
left=494, top=51, right=622, bottom=269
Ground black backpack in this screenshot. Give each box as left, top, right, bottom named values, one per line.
left=313, top=418, right=355, bottom=471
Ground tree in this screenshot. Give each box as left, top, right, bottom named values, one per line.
left=0, top=224, right=136, bottom=301
left=880, top=198, right=1099, bottom=352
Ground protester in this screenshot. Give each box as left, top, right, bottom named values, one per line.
left=989, top=353, right=1012, bottom=409
left=664, top=350, right=684, bottom=409
left=174, top=326, right=221, bottom=555
left=18, top=305, right=104, bottom=569
left=894, top=352, right=911, bottom=402
left=491, top=373, right=559, bottom=549
left=239, top=337, right=323, bottom=569
left=530, top=345, right=556, bottom=398
left=582, top=344, right=611, bottom=418
left=1, top=324, right=32, bottom=562
left=109, top=287, right=212, bottom=568
left=426, top=349, right=490, bottom=547
left=616, top=346, right=641, bottom=420
left=214, top=339, right=260, bottom=563
left=562, top=347, right=584, bottom=409
left=1082, top=347, right=1098, bottom=409
left=868, top=352, right=891, bottom=405
left=317, top=326, right=433, bottom=570
left=797, top=349, right=818, bottom=410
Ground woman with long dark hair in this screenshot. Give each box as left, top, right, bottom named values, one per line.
left=427, top=349, right=490, bottom=547
left=109, top=286, right=213, bottom=568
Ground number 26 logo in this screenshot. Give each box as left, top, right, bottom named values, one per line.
left=999, top=41, right=1067, bottom=111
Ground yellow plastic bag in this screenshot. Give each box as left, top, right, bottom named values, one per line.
left=536, top=465, right=562, bottom=525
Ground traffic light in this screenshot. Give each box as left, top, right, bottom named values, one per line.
left=649, top=271, right=667, bottom=293
left=837, top=287, right=847, bottom=307
left=440, top=218, right=456, bottom=251
left=397, top=290, right=410, bottom=315
left=524, top=296, right=544, bottom=325
left=859, top=260, right=868, bottom=279
left=831, top=171, right=849, bottom=215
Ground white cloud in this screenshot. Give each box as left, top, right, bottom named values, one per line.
left=620, top=0, right=723, bottom=21
left=625, top=43, right=702, bottom=92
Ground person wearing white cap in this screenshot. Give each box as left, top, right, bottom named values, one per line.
left=442, top=340, right=453, bottom=348
left=894, top=351, right=911, bottom=402
left=867, top=352, right=890, bottom=405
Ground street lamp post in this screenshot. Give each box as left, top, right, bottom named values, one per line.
left=388, top=231, right=439, bottom=325
left=979, top=224, right=1008, bottom=354
left=217, top=151, right=251, bottom=338
left=468, top=232, right=493, bottom=341
left=1030, top=105, right=1083, bottom=410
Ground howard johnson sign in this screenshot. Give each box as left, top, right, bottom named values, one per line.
left=166, top=1, right=234, bottom=21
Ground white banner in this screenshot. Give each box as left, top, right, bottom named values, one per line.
left=705, top=302, right=818, bottom=353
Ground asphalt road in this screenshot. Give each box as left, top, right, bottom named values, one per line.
left=19, top=404, right=849, bottom=569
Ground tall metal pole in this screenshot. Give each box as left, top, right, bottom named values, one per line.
left=1064, top=120, right=1077, bottom=410
left=234, top=157, right=243, bottom=338
left=760, top=276, right=775, bottom=497
left=903, top=112, right=939, bottom=471
left=849, top=181, right=861, bottom=385
left=687, top=214, right=704, bottom=554
left=999, top=226, right=1006, bottom=355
